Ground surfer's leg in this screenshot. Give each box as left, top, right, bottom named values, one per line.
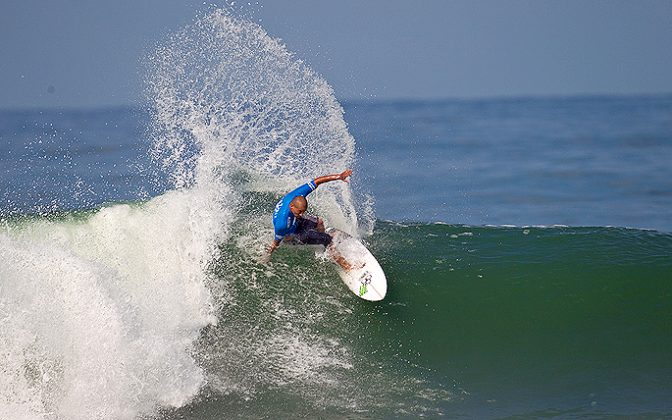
left=296, top=216, right=317, bottom=233
left=295, top=217, right=331, bottom=246
left=297, top=229, right=332, bottom=246
left=296, top=219, right=354, bottom=271
left=326, top=246, right=354, bottom=271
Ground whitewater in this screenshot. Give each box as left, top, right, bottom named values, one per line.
left=1, top=10, right=368, bottom=420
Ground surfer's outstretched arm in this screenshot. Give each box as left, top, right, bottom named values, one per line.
left=313, top=169, right=352, bottom=187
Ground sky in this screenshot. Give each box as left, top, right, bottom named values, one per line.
left=1, top=0, right=671, bottom=108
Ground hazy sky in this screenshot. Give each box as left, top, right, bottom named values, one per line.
left=1, top=0, right=671, bottom=108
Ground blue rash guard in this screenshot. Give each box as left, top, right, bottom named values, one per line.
left=272, top=179, right=317, bottom=241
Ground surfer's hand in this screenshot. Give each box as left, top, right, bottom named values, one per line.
left=260, top=244, right=275, bottom=264
left=262, top=239, right=280, bottom=264
left=339, top=169, right=353, bottom=182
left=314, top=170, right=353, bottom=187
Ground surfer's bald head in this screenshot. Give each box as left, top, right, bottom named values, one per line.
left=289, top=196, right=307, bottom=216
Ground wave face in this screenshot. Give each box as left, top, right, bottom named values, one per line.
left=5, top=211, right=670, bottom=418
left=196, top=222, right=671, bottom=418
left=159, top=221, right=671, bottom=418
left=378, top=223, right=672, bottom=418
left=0, top=10, right=366, bottom=420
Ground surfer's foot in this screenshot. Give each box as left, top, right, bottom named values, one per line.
left=327, top=245, right=365, bottom=271
left=334, top=255, right=352, bottom=271
left=335, top=257, right=366, bottom=272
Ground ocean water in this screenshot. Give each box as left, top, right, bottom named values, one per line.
left=1, top=9, right=671, bottom=420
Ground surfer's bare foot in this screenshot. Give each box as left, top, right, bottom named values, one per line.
left=327, top=245, right=350, bottom=270
left=326, top=243, right=364, bottom=271
left=334, top=255, right=352, bottom=271
left=332, top=256, right=366, bottom=272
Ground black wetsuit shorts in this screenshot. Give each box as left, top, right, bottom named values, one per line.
left=295, top=216, right=332, bottom=246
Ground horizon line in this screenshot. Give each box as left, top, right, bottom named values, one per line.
left=2, top=92, right=672, bottom=113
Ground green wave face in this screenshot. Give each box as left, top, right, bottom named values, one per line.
left=173, top=220, right=672, bottom=418
left=2, top=205, right=670, bottom=418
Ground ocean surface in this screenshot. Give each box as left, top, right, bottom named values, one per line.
left=1, top=10, right=671, bottom=420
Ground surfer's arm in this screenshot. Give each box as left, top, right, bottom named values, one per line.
left=259, top=238, right=280, bottom=264
left=313, top=169, right=352, bottom=187
left=268, top=238, right=281, bottom=255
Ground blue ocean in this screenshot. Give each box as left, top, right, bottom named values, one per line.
left=1, top=10, right=671, bottom=419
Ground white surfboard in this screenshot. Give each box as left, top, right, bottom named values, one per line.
left=325, top=228, right=387, bottom=301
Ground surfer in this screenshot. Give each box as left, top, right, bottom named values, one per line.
left=266, top=169, right=353, bottom=268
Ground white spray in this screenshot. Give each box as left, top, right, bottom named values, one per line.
left=0, top=8, right=369, bottom=419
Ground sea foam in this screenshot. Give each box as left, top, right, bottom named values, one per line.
left=0, top=186, right=227, bottom=419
